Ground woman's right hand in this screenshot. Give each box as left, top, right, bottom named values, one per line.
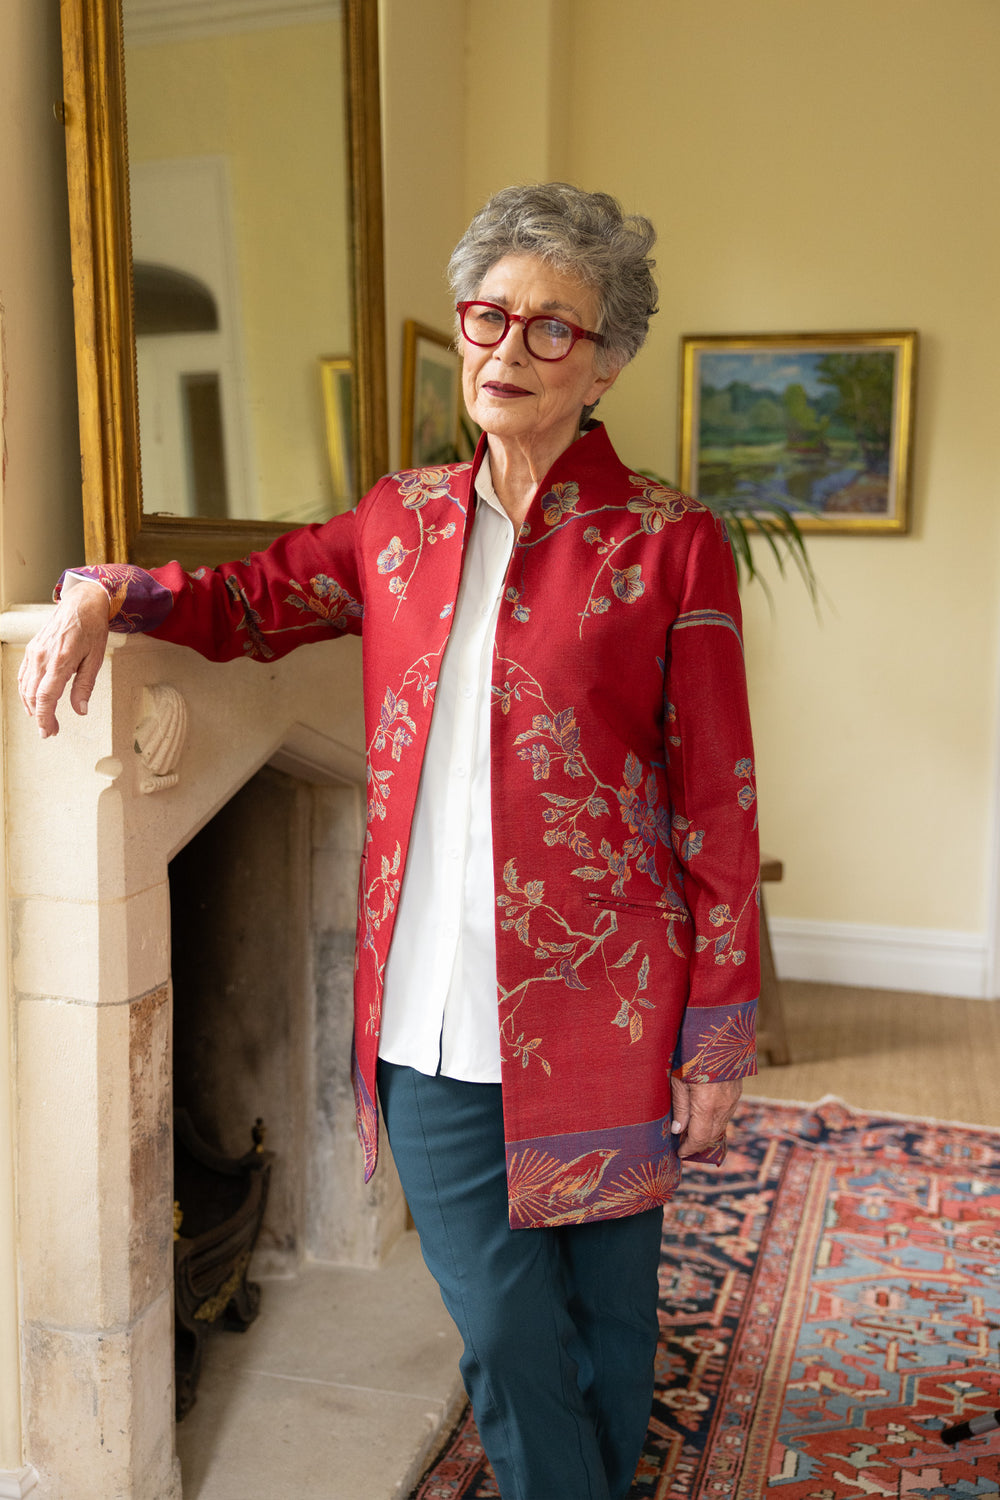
left=18, top=580, right=112, bottom=738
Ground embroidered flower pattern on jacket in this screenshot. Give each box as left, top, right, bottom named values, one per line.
left=577, top=526, right=651, bottom=632
left=383, top=466, right=468, bottom=618
left=540, top=481, right=580, bottom=526
left=364, top=649, right=444, bottom=826
left=286, top=574, right=364, bottom=633
left=377, top=522, right=457, bottom=606
left=611, top=564, right=645, bottom=604
left=357, top=639, right=449, bottom=1038
left=504, top=585, right=531, bottom=623
left=735, top=757, right=758, bottom=825
left=397, top=465, right=469, bottom=511
left=357, top=838, right=402, bottom=1040
left=625, top=475, right=702, bottom=533
left=372, top=686, right=416, bottom=763
left=502, top=673, right=685, bottom=909
left=496, top=859, right=658, bottom=1056
left=226, top=576, right=275, bottom=659
left=514, top=706, right=585, bottom=781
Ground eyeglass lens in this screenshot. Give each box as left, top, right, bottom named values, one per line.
left=462, top=303, right=576, bottom=360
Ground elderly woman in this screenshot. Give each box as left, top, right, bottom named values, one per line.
left=20, top=183, right=759, bottom=1500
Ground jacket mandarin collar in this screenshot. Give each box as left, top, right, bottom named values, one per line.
left=466, top=421, right=625, bottom=528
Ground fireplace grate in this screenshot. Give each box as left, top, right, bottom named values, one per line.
left=173, top=1109, right=274, bottom=1419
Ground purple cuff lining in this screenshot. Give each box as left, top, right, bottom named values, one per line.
left=56, top=565, right=174, bottom=633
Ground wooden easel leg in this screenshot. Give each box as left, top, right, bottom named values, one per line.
left=756, top=890, right=790, bottom=1066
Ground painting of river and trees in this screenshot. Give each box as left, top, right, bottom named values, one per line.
left=679, top=332, right=917, bottom=533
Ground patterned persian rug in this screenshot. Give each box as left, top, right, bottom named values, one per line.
left=407, top=1096, right=1000, bottom=1499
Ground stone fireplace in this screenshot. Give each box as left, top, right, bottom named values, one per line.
left=2, top=608, right=406, bottom=1499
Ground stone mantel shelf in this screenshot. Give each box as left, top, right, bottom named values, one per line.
left=0, top=602, right=131, bottom=645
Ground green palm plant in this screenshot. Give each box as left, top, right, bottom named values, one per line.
left=707, top=493, right=820, bottom=608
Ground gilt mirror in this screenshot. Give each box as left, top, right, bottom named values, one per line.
left=60, top=0, right=387, bottom=569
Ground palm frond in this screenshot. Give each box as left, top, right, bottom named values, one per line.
left=713, top=495, right=820, bottom=607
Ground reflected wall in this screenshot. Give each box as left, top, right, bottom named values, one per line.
left=125, top=9, right=351, bottom=524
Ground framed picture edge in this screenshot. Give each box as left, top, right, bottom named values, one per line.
left=400, top=318, right=459, bottom=470
left=677, top=329, right=919, bottom=535
left=319, top=354, right=354, bottom=512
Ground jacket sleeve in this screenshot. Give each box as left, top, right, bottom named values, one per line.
left=55, top=504, right=368, bottom=662
left=664, top=508, right=760, bottom=1092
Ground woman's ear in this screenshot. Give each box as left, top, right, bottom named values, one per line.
left=583, top=362, right=622, bottom=409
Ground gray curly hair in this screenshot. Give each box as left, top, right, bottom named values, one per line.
left=447, top=182, right=658, bottom=377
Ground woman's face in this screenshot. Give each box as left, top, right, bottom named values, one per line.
left=460, top=253, right=620, bottom=464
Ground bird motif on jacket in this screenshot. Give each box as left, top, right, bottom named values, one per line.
left=507, top=1145, right=621, bottom=1222
left=550, top=1148, right=620, bottom=1204
left=551, top=1146, right=620, bottom=1206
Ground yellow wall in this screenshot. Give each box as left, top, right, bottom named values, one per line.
left=567, top=0, right=1000, bottom=934
left=126, top=22, right=350, bottom=523
left=382, top=0, right=1000, bottom=939
left=5, top=0, right=997, bottom=937
left=0, top=3, right=83, bottom=608
left=463, top=0, right=575, bottom=218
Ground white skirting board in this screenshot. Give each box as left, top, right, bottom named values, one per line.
left=768, top=917, right=993, bottom=1000
left=0, top=1470, right=38, bottom=1500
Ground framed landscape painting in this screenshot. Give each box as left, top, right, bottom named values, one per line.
left=678, top=331, right=918, bottom=533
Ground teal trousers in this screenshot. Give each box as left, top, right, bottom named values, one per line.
left=377, top=1061, right=663, bottom=1500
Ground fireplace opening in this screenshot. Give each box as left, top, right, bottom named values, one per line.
left=169, top=765, right=313, bottom=1274
left=166, top=759, right=401, bottom=1419
left=168, top=765, right=311, bottom=1412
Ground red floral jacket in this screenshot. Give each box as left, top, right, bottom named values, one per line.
left=67, top=424, right=759, bottom=1228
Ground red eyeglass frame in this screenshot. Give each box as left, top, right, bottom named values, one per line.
left=456, top=300, right=605, bottom=361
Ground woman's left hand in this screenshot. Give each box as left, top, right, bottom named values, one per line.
left=670, top=1077, right=743, bottom=1159
left=18, top=581, right=111, bottom=738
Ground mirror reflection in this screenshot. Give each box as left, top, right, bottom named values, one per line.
left=123, top=2, right=353, bottom=525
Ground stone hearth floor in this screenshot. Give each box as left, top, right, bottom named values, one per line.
left=175, top=1229, right=465, bottom=1500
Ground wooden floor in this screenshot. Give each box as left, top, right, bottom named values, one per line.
left=751, top=980, right=1000, bottom=1127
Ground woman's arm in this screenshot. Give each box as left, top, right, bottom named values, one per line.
left=664, top=508, right=761, bottom=1155
left=19, top=502, right=370, bottom=737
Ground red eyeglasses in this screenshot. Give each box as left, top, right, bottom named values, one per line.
left=456, top=300, right=605, bottom=362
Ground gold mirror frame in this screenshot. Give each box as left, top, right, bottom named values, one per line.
left=60, top=0, right=388, bottom=569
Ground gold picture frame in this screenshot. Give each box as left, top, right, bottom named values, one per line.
left=59, top=0, right=388, bottom=568
left=679, top=331, right=918, bottom=534
left=400, top=320, right=469, bottom=469
left=319, top=356, right=354, bottom=512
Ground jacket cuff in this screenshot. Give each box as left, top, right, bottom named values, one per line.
left=673, top=998, right=758, bottom=1082
left=55, top=565, right=174, bottom=633
left=677, top=1134, right=729, bottom=1168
